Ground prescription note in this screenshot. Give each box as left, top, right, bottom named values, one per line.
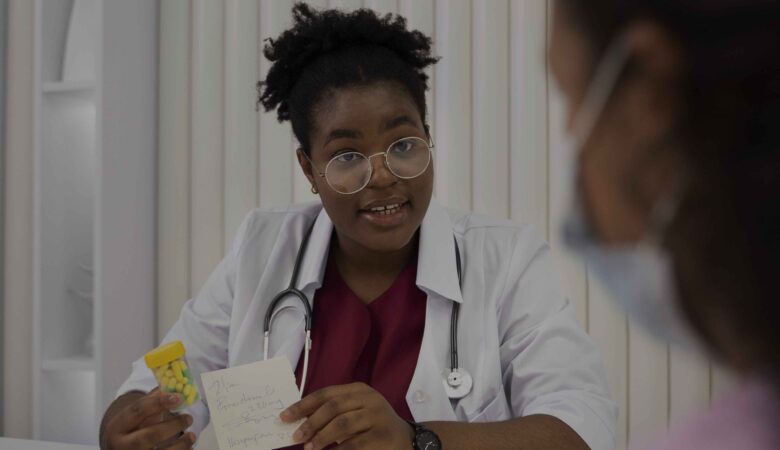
left=201, top=358, right=303, bottom=450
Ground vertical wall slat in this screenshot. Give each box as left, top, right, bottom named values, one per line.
left=588, top=275, right=629, bottom=448
left=669, top=349, right=711, bottom=423
left=399, top=0, right=435, bottom=140
left=364, top=0, right=397, bottom=14
left=472, top=0, right=509, bottom=218
left=190, top=0, right=225, bottom=292
left=433, top=0, right=472, bottom=211
left=509, top=0, right=547, bottom=229
left=546, top=68, right=588, bottom=326
left=628, top=329, right=669, bottom=446
left=158, top=0, right=191, bottom=335
left=224, top=0, right=258, bottom=249
left=329, top=0, right=363, bottom=11
left=258, top=0, right=295, bottom=208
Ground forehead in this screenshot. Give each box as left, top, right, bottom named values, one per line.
left=311, top=83, right=423, bottom=135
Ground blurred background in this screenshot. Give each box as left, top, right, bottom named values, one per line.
left=0, top=0, right=735, bottom=448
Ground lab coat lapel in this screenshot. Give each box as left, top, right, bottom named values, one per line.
left=233, top=205, right=332, bottom=371
left=266, top=207, right=333, bottom=367
left=407, top=200, right=461, bottom=421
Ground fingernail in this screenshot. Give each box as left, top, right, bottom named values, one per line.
left=187, top=432, right=197, bottom=444
left=293, top=429, right=304, bottom=442
left=280, top=410, right=291, bottom=421
left=166, top=394, right=181, bottom=405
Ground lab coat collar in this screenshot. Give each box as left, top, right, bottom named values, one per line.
left=294, top=205, right=333, bottom=294
left=417, top=200, right=463, bottom=303
left=293, top=199, right=463, bottom=304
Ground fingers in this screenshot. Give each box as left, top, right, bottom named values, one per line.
left=110, top=390, right=183, bottom=434
left=137, top=409, right=178, bottom=430
left=282, top=383, right=369, bottom=422
left=116, top=414, right=193, bottom=449
left=306, top=410, right=370, bottom=450
left=157, top=431, right=197, bottom=450
left=334, top=432, right=373, bottom=450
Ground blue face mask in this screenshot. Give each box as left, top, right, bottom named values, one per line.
left=560, top=39, right=703, bottom=352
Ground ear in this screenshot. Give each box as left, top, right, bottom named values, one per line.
left=296, top=148, right=317, bottom=187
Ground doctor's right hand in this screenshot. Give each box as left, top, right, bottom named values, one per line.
left=99, top=389, right=196, bottom=450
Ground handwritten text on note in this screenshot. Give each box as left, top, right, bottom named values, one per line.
left=201, top=358, right=303, bottom=450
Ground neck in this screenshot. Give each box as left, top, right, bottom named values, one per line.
left=332, top=232, right=418, bottom=279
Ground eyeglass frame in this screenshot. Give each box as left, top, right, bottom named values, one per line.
left=301, top=135, right=435, bottom=195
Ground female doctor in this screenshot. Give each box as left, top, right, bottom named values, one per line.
left=100, top=5, right=616, bottom=450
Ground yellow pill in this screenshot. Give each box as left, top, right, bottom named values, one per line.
left=173, top=366, right=183, bottom=380
left=155, top=367, right=166, bottom=378
left=179, top=360, right=187, bottom=370
left=167, top=378, right=177, bottom=390
left=175, top=382, right=183, bottom=393
left=183, top=385, right=192, bottom=396
left=165, top=369, right=173, bottom=378
left=186, top=392, right=196, bottom=405
left=160, top=376, right=169, bottom=387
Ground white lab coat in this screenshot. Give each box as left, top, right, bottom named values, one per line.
left=118, top=200, right=617, bottom=449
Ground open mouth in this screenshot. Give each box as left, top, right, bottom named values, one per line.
left=359, top=201, right=410, bottom=227
left=365, top=202, right=405, bottom=216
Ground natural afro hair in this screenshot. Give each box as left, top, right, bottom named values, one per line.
left=258, top=3, right=439, bottom=154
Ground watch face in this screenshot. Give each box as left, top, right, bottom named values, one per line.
left=415, top=430, right=442, bottom=450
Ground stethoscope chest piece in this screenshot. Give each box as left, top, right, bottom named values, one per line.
left=443, top=368, right=473, bottom=399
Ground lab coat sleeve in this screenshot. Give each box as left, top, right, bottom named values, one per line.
left=115, top=211, right=256, bottom=437
left=497, top=226, right=618, bottom=450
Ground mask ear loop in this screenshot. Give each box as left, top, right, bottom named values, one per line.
left=572, top=37, right=632, bottom=146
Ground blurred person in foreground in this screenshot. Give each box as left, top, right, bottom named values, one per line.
left=549, top=0, right=780, bottom=448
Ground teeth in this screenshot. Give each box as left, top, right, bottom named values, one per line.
left=368, top=203, right=403, bottom=215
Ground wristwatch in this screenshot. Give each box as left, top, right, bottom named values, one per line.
left=409, top=422, right=442, bottom=450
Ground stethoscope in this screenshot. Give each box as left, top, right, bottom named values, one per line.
left=262, top=221, right=473, bottom=399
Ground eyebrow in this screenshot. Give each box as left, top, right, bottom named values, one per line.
left=322, top=115, right=419, bottom=147
left=323, top=129, right=362, bottom=147
left=383, top=115, right=418, bottom=131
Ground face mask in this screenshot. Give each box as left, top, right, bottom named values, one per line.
left=560, top=38, right=703, bottom=352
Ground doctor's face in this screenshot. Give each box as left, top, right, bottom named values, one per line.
left=298, top=82, right=434, bottom=254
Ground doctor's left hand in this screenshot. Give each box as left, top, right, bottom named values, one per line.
left=281, top=382, right=415, bottom=450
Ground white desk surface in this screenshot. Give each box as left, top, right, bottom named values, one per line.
left=0, top=438, right=98, bottom=450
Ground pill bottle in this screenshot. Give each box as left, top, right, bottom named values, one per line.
left=144, top=341, right=200, bottom=410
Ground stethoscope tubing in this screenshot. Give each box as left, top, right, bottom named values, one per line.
left=262, top=219, right=464, bottom=396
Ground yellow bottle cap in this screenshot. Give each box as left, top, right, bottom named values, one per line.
left=144, top=341, right=185, bottom=369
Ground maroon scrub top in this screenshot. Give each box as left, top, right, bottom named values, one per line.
left=285, top=253, right=427, bottom=448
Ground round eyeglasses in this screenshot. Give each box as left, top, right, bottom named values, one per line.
left=304, top=136, right=434, bottom=195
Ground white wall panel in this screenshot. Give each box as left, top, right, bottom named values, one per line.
left=224, top=0, right=259, bottom=249
left=433, top=0, right=471, bottom=210
left=190, top=0, right=225, bottom=292
left=364, top=0, right=397, bottom=15
left=509, top=0, right=547, bottom=229
left=589, top=274, right=629, bottom=448
left=329, top=0, right=363, bottom=12
left=157, top=2, right=723, bottom=449
left=670, top=349, right=710, bottom=423
left=472, top=0, right=509, bottom=218
left=399, top=0, right=435, bottom=137
left=158, top=0, right=192, bottom=335
left=628, top=328, right=669, bottom=444
left=258, top=0, right=295, bottom=208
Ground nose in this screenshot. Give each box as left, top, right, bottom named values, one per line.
left=366, top=152, right=397, bottom=190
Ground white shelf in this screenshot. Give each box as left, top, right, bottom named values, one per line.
left=42, top=80, right=95, bottom=94
left=41, top=356, right=95, bottom=372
